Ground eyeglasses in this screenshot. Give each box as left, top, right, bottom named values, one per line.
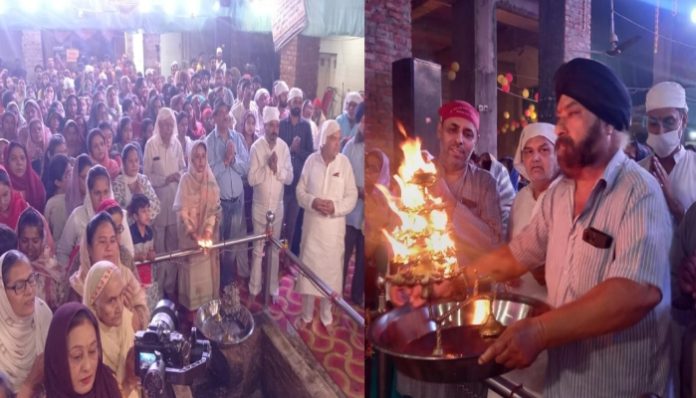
left=647, top=116, right=681, bottom=131
left=5, top=272, right=39, bottom=295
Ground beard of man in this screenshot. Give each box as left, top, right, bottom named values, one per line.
left=555, top=118, right=605, bottom=178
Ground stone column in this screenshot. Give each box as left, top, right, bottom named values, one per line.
left=451, top=0, right=498, bottom=156
left=538, top=0, right=591, bottom=122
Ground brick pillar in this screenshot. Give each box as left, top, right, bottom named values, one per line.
left=451, top=0, right=497, bottom=156
left=22, top=31, right=43, bottom=81
left=538, top=0, right=591, bottom=122
left=279, top=35, right=320, bottom=99
left=364, top=0, right=412, bottom=163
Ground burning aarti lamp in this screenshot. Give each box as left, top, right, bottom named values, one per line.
left=368, top=137, right=550, bottom=383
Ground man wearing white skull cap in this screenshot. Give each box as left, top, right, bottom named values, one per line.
left=273, top=80, right=290, bottom=119
left=247, top=107, right=293, bottom=299
left=336, top=91, right=363, bottom=144
left=648, top=82, right=696, bottom=398
left=296, top=120, right=357, bottom=327
left=639, top=81, right=696, bottom=223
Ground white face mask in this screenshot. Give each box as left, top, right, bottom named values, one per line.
left=646, top=129, right=681, bottom=158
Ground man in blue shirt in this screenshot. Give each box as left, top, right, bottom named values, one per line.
left=342, top=102, right=365, bottom=305
left=206, top=100, right=250, bottom=287
left=279, top=87, right=314, bottom=255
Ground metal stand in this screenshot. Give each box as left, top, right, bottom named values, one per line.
left=134, top=211, right=365, bottom=328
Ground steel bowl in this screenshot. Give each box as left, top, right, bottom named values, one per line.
left=368, top=293, right=550, bottom=383
left=194, top=299, right=255, bottom=347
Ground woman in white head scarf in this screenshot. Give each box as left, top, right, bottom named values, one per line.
left=0, top=250, right=52, bottom=395
left=173, top=140, right=221, bottom=310
left=83, top=261, right=138, bottom=398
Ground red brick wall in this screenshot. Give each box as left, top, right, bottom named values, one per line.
left=279, top=35, right=320, bottom=99
left=365, top=0, right=412, bottom=161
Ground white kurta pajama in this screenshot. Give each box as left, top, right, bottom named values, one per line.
left=247, top=136, right=293, bottom=297
left=296, top=152, right=357, bottom=325
left=639, top=146, right=696, bottom=214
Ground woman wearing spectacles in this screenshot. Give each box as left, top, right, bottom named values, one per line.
left=0, top=249, right=52, bottom=396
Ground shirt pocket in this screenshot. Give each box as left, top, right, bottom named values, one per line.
left=572, top=238, right=614, bottom=295
left=151, top=156, right=165, bottom=176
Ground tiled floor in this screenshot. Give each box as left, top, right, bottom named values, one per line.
left=240, top=256, right=365, bottom=398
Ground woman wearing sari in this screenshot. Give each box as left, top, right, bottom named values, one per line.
left=87, top=128, right=120, bottom=180
left=0, top=166, right=28, bottom=230
left=0, top=250, right=52, bottom=396
left=70, top=212, right=148, bottom=330
left=16, top=207, right=67, bottom=311
left=18, top=100, right=50, bottom=149
left=83, top=261, right=139, bottom=398
left=4, top=142, right=45, bottom=213
left=25, top=119, right=51, bottom=173
left=173, top=140, right=221, bottom=310
left=112, top=143, right=161, bottom=219
left=44, top=302, right=121, bottom=398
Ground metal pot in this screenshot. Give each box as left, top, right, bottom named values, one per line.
left=194, top=299, right=255, bottom=347
left=368, top=293, right=550, bottom=383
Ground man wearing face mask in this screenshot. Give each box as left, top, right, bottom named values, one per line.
left=640, top=81, right=696, bottom=223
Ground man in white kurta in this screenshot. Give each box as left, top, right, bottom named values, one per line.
left=143, top=107, right=186, bottom=298
left=641, top=81, right=696, bottom=398
left=639, top=81, right=696, bottom=224
left=296, top=120, right=357, bottom=327
left=248, top=107, right=293, bottom=298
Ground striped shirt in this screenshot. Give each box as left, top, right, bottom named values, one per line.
left=509, top=149, right=673, bottom=398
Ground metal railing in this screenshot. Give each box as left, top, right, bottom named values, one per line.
left=134, top=211, right=365, bottom=328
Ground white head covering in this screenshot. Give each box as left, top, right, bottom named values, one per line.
left=344, top=91, right=364, bottom=109
left=646, top=81, right=689, bottom=112
left=62, top=77, right=75, bottom=91
left=319, top=120, right=341, bottom=147
left=83, top=260, right=135, bottom=389
left=151, top=107, right=181, bottom=148
left=216, top=47, right=223, bottom=55
left=263, top=107, right=280, bottom=124
left=513, top=122, right=557, bottom=181
left=0, top=251, right=52, bottom=391
left=173, top=140, right=221, bottom=235
left=273, top=81, right=289, bottom=97
left=171, top=61, right=179, bottom=67
left=288, top=87, right=303, bottom=103
left=254, top=88, right=270, bottom=103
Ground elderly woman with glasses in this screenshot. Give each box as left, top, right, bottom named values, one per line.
left=0, top=250, right=52, bottom=396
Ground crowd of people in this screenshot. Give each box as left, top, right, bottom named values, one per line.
left=375, top=59, right=696, bottom=398
left=0, top=51, right=365, bottom=397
